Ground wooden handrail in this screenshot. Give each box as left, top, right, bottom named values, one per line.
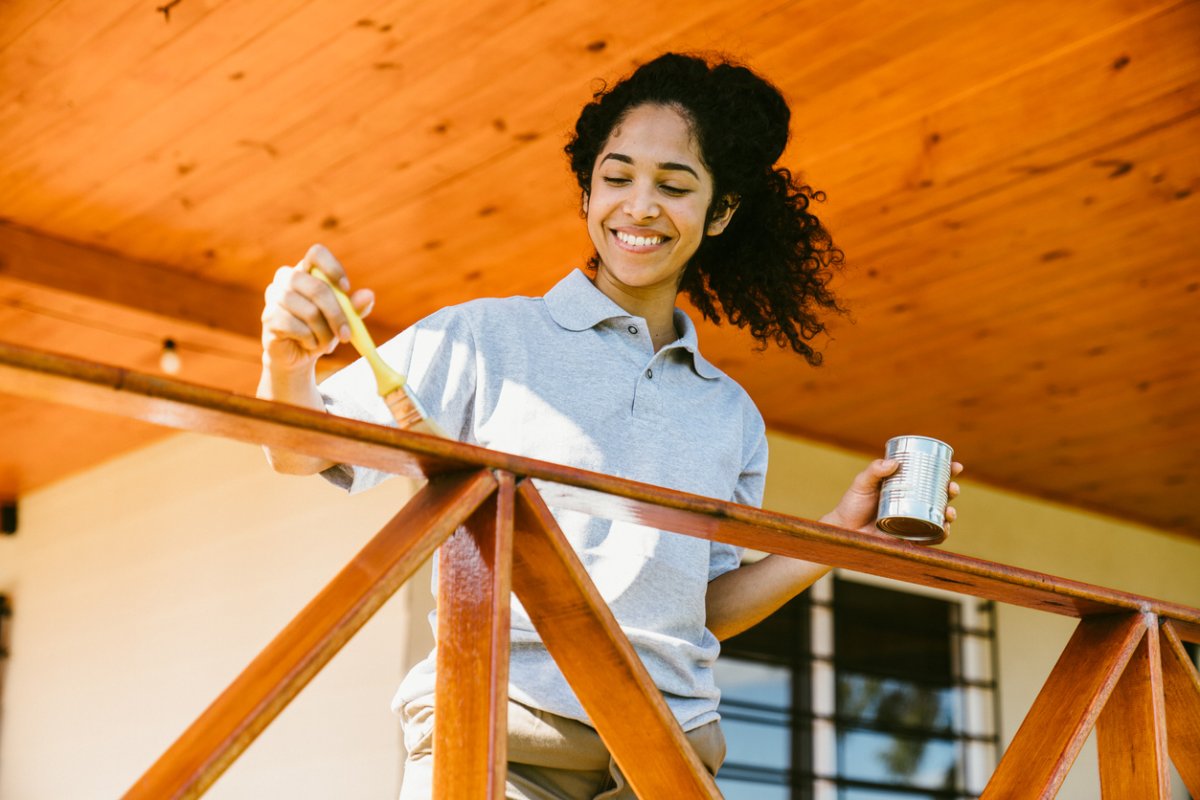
left=1, top=340, right=1198, bottom=798
left=2, top=342, right=1196, bottom=637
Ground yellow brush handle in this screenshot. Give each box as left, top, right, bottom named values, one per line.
left=310, top=269, right=405, bottom=397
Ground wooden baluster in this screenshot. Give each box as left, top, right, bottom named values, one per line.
left=982, top=613, right=1146, bottom=800
left=434, top=471, right=514, bottom=799
left=1096, top=614, right=1169, bottom=798
left=124, top=469, right=497, bottom=800
left=1161, top=621, right=1200, bottom=795
left=510, top=480, right=720, bottom=799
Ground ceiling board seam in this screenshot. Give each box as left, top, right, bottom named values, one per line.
left=0, top=0, right=70, bottom=52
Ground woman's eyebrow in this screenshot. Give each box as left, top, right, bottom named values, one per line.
left=659, top=161, right=699, bottom=178
left=600, top=152, right=699, bottom=178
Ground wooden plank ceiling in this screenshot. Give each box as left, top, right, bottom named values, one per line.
left=0, top=0, right=1197, bottom=538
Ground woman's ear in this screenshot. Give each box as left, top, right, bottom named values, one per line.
left=706, top=193, right=740, bottom=236
left=581, top=191, right=589, bottom=217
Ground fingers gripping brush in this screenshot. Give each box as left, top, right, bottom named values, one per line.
left=311, top=270, right=446, bottom=438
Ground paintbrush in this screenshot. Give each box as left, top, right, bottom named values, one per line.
left=310, top=269, right=446, bottom=438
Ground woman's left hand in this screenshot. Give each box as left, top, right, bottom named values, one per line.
left=821, top=458, right=963, bottom=534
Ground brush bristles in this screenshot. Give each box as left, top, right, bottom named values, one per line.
left=384, top=389, right=445, bottom=437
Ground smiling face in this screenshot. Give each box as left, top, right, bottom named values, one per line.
left=585, top=103, right=735, bottom=310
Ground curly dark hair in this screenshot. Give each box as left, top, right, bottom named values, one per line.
left=565, top=52, right=845, bottom=365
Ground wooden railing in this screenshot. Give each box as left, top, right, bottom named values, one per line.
left=1, top=341, right=1197, bottom=799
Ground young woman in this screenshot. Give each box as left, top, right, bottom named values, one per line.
left=259, top=52, right=960, bottom=799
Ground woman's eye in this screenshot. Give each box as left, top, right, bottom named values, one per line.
left=660, top=185, right=691, bottom=196
left=602, top=176, right=631, bottom=186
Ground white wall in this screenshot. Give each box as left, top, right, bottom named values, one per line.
left=0, top=434, right=434, bottom=799
left=1, top=429, right=1196, bottom=798
left=764, top=433, right=1200, bottom=800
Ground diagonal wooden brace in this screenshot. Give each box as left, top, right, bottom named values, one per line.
left=1097, top=614, right=1169, bottom=798
left=510, top=480, right=720, bottom=799
left=1161, top=620, right=1200, bottom=795
left=435, top=472, right=514, bottom=800
left=124, top=469, right=498, bottom=800
left=982, top=613, right=1146, bottom=799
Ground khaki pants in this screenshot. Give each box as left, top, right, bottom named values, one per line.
left=399, top=694, right=726, bottom=799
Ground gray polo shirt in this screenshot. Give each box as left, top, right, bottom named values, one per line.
left=320, top=268, right=767, bottom=731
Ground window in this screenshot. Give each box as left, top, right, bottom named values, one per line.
left=715, top=573, right=999, bottom=799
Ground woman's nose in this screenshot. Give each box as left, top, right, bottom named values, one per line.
left=623, top=184, right=659, bottom=220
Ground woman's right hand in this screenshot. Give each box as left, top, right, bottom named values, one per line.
left=260, top=243, right=375, bottom=375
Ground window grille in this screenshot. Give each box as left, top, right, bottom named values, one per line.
left=715, top=572, right=1000, bottom=800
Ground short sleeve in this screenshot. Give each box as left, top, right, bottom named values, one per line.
left=731, top=425, right=768, bottom=508
left=708, top=408, right=768, bottom=581
left=317, top=305, right=478, bottom=494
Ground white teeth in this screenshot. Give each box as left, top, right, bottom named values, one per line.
left=616, top=231, right=664, bottom=246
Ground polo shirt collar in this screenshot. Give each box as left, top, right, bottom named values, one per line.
left=544, top=268, right=630, bottom=331
left=545, top=269, right=723, bottom=381
left=668, top=308, right=724, bottom=381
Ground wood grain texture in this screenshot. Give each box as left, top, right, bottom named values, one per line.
left=0, top=341, right=461, bottom=481
left=434, top=472, right=513, bottom=800
left=0, top=221, right=264, bottom=340
left=510, top=480, right=720, bottom=799
left=1097, top=614, right=1169, bottom=799
left=1, top=342, right=1192, bottom=796
left=0, top=0, right=1197, bottom=538
left=981, top=613, right=1146, bottom=799
left=2, top=341, right=1199, bottom=639
left=123, top=468, right=498, bottom=800
left=1161, top=620, right=1200, bottom=795
left=0, top=221, right=354, bottom=494
left=536, top=480, right=1200, bottom=628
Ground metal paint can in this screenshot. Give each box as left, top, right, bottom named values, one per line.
left=876, top=435, right=954, bottom=543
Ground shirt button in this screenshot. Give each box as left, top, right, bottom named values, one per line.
left=628, top=325, right=638, bottom=335
left=645, top=368, right=653, bottom=379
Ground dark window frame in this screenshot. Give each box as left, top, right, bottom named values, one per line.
left=715, top=574, right=1000, bottom=800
